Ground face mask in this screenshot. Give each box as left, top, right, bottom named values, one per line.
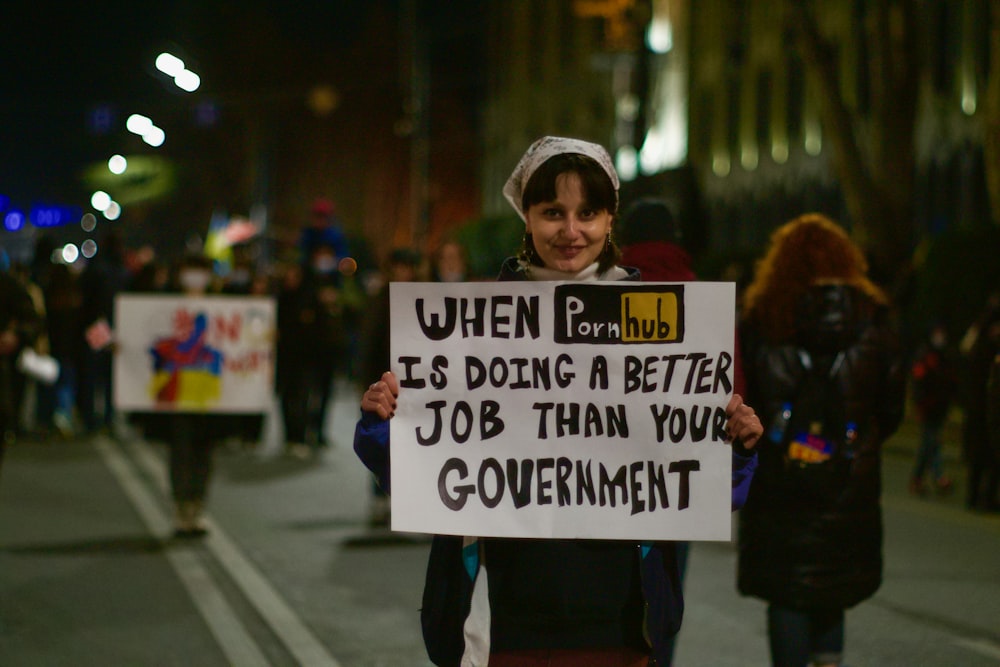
left=312, top=258, right=337, bottom=274
left=179, top=270, right=212, bottom=293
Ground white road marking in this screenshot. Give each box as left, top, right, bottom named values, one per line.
left=122, top=436, right=343, bottom=667
left=95, top=437, right=271, bottom=667
left=954, top=637, right=1000, bottom=660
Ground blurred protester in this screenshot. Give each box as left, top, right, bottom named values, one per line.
left=988, top=352, right=1000, bottom=464
left=128, top=259, right=170, bottom=294
left=355, top=137, right=762, bottom=665
left=737, top=213, right=905, bottom=667
left=908, top=322, right=957, bottom=496
left=1, top=259, right=43, bottom=474
left=277, top=243, right=347, bottom=458
left=299, top=197, right=349, bottom=266
left=959, top=292, right=1000, bottom=512
left=43, top=263, right=87, bottom=438
left=29, top=235, right=58, bottom=433
left=430, top=239, right=468, bottom=283
left=618, top=197, right=696, bottom=282
left=138, top=254, right=230, bottom=537
left=79, top=230, right=131, bottom=436
left=359, top=246, right=423, bottom=526
left=220, top=258, right=269, bottom=450
left=6, top=261, right=47, bottom=438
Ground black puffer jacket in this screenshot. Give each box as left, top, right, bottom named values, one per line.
left=737, top=283, right=905, bottom=610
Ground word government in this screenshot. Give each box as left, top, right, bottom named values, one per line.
left=438, top=456, right=702, bottom=515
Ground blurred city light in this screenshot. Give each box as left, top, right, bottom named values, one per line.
left=155, top=52, right=185, bottom=77
left=126, top=113, right=154, bottom=135
left=174, top=69, right=200, bottom=92
left=3, top=209, right=25, bottom=232
left=772, top=140, right=789, bottom=164
left=91, top=191, right=112, bottom=211
left=104, top=201, right=122, bottom=220
left=804, top=120, right=822, bottom=156
left=142, top=125, right=166, bottom=147
left=61, top=243, right=80, bottom=263
left=615, top=145, right=638, bottom=182
left=646, top=19, right=673, bottom=54
left=712, top=152, right=731, bottom=177
left=81, top=213, right=97, bottom=232
left=81, top=239, right=98, bottom=259
left=31, top=204, right=78, bottom=227
left=108, top=154, right=128, bottom=174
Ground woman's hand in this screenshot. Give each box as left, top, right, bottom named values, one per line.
left=726, top=393, right=763, bottom=450
left=361, top=371, right=399, bottom=420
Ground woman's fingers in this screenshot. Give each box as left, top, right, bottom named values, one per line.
left=726, top=393, right=763, bottom=450
left=361, top=372, right=399, bottom=420
left=382, top=370, right=399, bottom=398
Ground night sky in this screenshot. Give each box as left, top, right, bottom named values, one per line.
left=0, top=1, right=377, bottom=212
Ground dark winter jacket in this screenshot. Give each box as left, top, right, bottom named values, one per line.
left=354, top=258, right=758, bottom=666
left=737, top=283, right=905, bottom=610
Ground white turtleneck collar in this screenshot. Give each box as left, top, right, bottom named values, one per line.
left=524, top=261, right=629, bottom=282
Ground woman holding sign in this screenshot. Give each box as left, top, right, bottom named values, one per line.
left=355, top=136, right=763, bottom=667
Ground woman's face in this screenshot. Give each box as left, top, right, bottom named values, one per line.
left=525, top=172, right=613, bottom=273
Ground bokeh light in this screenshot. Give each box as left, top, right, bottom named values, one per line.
left=143, top=126, right=165, bottom=147
left=126, top=114, right=153, bottom=135
left=61, top=243, right=80, bottom=263
left=104, top=201, right=122, bottom=220
left=81, top=213, right=97, bottom=232
left=175, top=69, right=200, bottom=92
left=81, top=239, right=98, bottom=259
left=155, top=52, right=185, bottom=77
left=91, top=191, right=111, bottom=211
left=4, top=209, right=25, bottom=232
left=108, top=154, right=128, bottom=175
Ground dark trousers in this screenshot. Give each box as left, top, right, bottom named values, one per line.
left=78, top=349, right=114, bottom=432
left=168, top=416, right=215, bottom=502
left=767, top=604, right=844, bottom=667
left=280, top=361, right=335, bottom=446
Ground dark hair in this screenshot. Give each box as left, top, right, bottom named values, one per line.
left=517, top=153, right=621, bottom=272
left=619, top=197, right=682, bottom=246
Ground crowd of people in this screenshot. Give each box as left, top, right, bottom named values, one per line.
left=1, top=134, right=998, bottom=666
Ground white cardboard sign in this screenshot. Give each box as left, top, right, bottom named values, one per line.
left=389, top=280, right=736, bottom=540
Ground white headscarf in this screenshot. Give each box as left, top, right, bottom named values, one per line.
left=502, top=136, right=619, bottom=222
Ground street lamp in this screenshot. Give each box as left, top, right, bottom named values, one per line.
left=155, top=51, right=200, bottom=92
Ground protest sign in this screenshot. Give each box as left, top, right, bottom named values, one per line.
left=389, top=280, right=736, bottom=540
left=113, top=294, right=275, bottom=413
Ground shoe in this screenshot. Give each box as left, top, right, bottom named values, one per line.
left=285, top=442, right=312, bottom=460
left=173, top=501, right=209, bottom=538
left=908, top=477, right=928, bottom=497
left=53, top=412, right=75, bottom=439
left=369, top=496, right=391, bottom=528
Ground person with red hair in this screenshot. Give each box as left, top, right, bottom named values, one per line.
left=737, top=213, right=906, bottom=667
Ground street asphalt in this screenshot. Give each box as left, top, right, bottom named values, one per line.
left=1, top=384, right=998, bottom=666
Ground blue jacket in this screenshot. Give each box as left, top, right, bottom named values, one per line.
left=353, top=259, right=758, bottom=666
